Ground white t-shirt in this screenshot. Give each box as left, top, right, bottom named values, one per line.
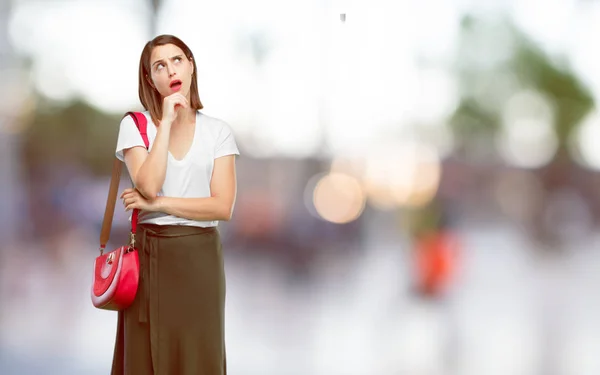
left=115, top=110, right=240, bottom=227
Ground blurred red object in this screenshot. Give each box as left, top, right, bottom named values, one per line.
left=414, top=230, right=460, bottom=297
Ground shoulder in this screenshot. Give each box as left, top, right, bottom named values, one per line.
left=120, top=111, right=152, bottom=126
left=198, top=112, right=234, bottom=136
left=199, top=112, right=231, bottom=129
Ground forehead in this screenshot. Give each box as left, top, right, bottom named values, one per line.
left=150, top=44, right=185, bottom=63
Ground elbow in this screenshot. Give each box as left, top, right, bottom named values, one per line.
left=220, top=206, right=234, bottom=221
left=136, top=184, right=159, bottom=201
left=133, top=173, right=161, bottom=201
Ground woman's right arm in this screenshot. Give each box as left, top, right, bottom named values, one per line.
left=123, top=123, right=170, bottom=200
left=123, top=93, right=188, bottom=199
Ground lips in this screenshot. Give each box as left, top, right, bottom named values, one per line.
left=169, top=80, right=182, bottom=91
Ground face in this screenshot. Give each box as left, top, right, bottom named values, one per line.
left=148, top=43, right=194, bottom=98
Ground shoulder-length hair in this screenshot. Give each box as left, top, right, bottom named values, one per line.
left=138, top=34, right=203, bottom=125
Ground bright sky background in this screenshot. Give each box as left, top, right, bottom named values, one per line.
left=7, top=0, right=600, bottom=158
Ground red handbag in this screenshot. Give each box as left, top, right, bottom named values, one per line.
left=91, top=112, right=149, bottom=310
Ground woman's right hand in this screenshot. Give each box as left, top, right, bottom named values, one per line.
left=161, top=93, right=189, bottom=125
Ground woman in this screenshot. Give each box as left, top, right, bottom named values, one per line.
left=112, top=34, right=239, bottom=375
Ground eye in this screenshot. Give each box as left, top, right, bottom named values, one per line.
left=155, top=63, right=164, bottom=71
left=174, top=57, right=182, bottom=63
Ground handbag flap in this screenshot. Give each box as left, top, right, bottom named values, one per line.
left=93, top=247, right=124, bottom=296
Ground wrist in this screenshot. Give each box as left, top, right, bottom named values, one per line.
left=151, top=196, right=165, bottom=212
left=159, top=119, right=173, bottom=129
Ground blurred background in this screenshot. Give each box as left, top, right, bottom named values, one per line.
left=2, top=0, right=600, bottom=374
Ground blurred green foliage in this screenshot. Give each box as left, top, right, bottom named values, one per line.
left=413, top=15, right=595, bottom=239
left=450, top=15, right=594, bottom=153
left=21, top=98, right=123, bottom=176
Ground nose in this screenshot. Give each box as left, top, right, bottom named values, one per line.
left=167, top=63, right=176, bottom=77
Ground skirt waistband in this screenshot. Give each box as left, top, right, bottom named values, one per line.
left=138, top=223, right=217, bottom=238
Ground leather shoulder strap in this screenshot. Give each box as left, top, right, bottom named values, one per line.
left=99, top=112, right=150, bottom=251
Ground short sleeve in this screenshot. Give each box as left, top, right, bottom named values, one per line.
left=214, top=121, right=240, bottom=159
left=115, top=115, right=146, bottom=161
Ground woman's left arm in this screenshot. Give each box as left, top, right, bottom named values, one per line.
left=159, top=155, right=237, bottom=221
left=122, top=155, right=237, bottom=221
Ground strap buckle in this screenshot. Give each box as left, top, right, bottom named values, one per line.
left=127, top=232, right=136, bottom=252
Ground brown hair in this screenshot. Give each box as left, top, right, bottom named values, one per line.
left=138, top=34, right=203, bottom=125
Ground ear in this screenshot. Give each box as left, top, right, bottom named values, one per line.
left=189, top=57, right=194, bottom=75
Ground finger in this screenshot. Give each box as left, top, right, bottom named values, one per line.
left=168, top=93, right=185, bottom=102
left=123, top=191, right=138, bottom=199
left=174, top=94, right=189, bottom=106
left=174, top=99, right=187, bottom=109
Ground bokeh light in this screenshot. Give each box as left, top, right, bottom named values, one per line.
left=312, top=172, right=366, bottom=224
left=496, top=90, right=558, bottom=168
left=571, top=110, right=600, bottom=170
left=362, top=140, right=442, bottom=210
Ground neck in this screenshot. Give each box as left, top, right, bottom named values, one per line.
left=172, top=107, right=196, bottom=127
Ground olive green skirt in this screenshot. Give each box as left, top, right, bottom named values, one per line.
left=111, top=223, right=226, bottom=375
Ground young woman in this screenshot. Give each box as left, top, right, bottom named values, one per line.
left=111, top=34, right=239, bottom=375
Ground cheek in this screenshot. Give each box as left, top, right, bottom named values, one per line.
left=151, top=74, right=169, bottom=92
left=152, top=75, right=163, bottom=88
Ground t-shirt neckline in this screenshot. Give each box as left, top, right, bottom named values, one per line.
left=166, top=111, right=200, bottom=165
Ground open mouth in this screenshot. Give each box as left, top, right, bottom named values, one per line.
left=169, top=80, right=182, bottom=91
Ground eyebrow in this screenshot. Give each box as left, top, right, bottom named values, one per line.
left=151, top=55, right=184, bottom=68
